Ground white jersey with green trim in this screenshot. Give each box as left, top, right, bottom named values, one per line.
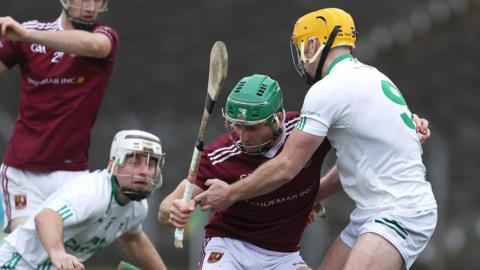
left=4, top=169, right=148, bottom=267
left=296, top=54, right=436, bottom=213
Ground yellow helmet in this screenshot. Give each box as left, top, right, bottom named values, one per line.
left=292, top=8, right=357, bottom=54
left=290, top=8, right=357, bottom=84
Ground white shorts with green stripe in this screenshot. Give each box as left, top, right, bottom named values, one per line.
left=0, top=242, right=52, bottom=270
left=1, top=164, right=88, bottom=232
left=340, top=208, right=437, bottom=270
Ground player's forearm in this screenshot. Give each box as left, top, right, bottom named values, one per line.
left=230, top=131, right=321, bottom=202
left=25, top=29, right=111, bottom=58
left=121, top=232, right=166, bottom=270
left=316, top=165, right=343, bottom=202
left=230, top=154, right=298, bottom=202
left=35, top=209, right=66, bottom=257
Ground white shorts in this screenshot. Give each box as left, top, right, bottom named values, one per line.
left=0, top=164, right=88, bottom=231
left=340, top=208, right=437, bottom=270
left=0, top=242, right=44, bottom=270
left=197, top=237, right=309, bottom=270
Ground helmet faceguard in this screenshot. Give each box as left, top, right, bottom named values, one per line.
left=108, top=130, right=165, bottom=201
left=60, top=0, right=109, bottom=31
left=222, top=74, right=285, bottom=155
left=290, top=8, right=357, bottom=85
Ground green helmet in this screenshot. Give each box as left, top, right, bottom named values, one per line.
left=223, top=74, right=284, bottom=155
left=223, top=74, right=283, bottom=125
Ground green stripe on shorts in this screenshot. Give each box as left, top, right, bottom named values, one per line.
left=1, top=252, right=21, bottom=269
left=375, top=219, right=407, bottom=239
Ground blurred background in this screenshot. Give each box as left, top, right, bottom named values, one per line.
left=1, top=0, right=479, bottom=269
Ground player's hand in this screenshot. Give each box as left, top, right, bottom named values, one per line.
left=169, top=198, right=195, bottom=228
left=307, top=202, right=327, bottom=225
left=413, top=114, right=431, bottom=144
left=0, top=16, right=29, bottom=41
left=50, top=251, right=84, bottom=270
left=194, top=179, right=233, bottom=212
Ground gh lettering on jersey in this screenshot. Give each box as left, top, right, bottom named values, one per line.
left=30, top=43, right=47, bottom=54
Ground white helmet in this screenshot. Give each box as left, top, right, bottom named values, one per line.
left=109, top=130, right=165, bottom=200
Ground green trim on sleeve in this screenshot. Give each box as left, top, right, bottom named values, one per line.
left=295, top=116, right=307, bottom=131
left=56, top=205, right=74, bottom=221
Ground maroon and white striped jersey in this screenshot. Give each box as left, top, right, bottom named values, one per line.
left=0, top=17, right=119, bottom=172
left=196, top=111, right=331, bottom=252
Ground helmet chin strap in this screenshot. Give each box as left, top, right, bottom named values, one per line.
left=61, top=3, right=96, bottom=31
left=112, top=176, right=150, bottom=201
left=305, top=26, right=341, bottom=86
left=119, top=186, right=150, bottom=201
left=69, top=17, right=96, bottom=31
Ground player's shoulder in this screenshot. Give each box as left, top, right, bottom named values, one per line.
left=205, top=132, right=234, bottom=152
left=60, top=170, right=109, bottom=199
left=285, top=111, right=300, bottom=122
left=285, top=110, right=300, bottom=127
left=21, top=19, right=59, bottom=31
left=305, top=73, right=353, bottom=107
left=93, top=23, right=119, bottom=39
left=203, top=133, right=241, bottom=164
left=45, top=170, right=111, bottom=215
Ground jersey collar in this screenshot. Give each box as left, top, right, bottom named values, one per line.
left=111, top=176, right=128, bottom=207
left=325, top=53, right=354, bottom=76
left=263, top=122, right=287, bottom=158
left=56, top=15, right=64, bottom=31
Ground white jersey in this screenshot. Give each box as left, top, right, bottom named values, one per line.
left=297, top=54, right=436, bottom=213
left=4, top=169, right=148, bottom=267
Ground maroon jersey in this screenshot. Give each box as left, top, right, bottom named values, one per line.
left=0, top=18, right=119, bottom=172
left=196, top=112, right=331, bottom=252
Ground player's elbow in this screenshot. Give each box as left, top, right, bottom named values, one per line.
left=77, top=34, right=111, bottom=58
left=84, top=41, right=110, bottom=58
left=34, top=208, right=62, bottom=229
left=34, top=209, right=48, bottom=229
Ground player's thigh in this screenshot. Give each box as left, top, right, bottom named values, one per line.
left=319, top=236, right=351, bottom=270
left=344, top=232, right=403, bottom=270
